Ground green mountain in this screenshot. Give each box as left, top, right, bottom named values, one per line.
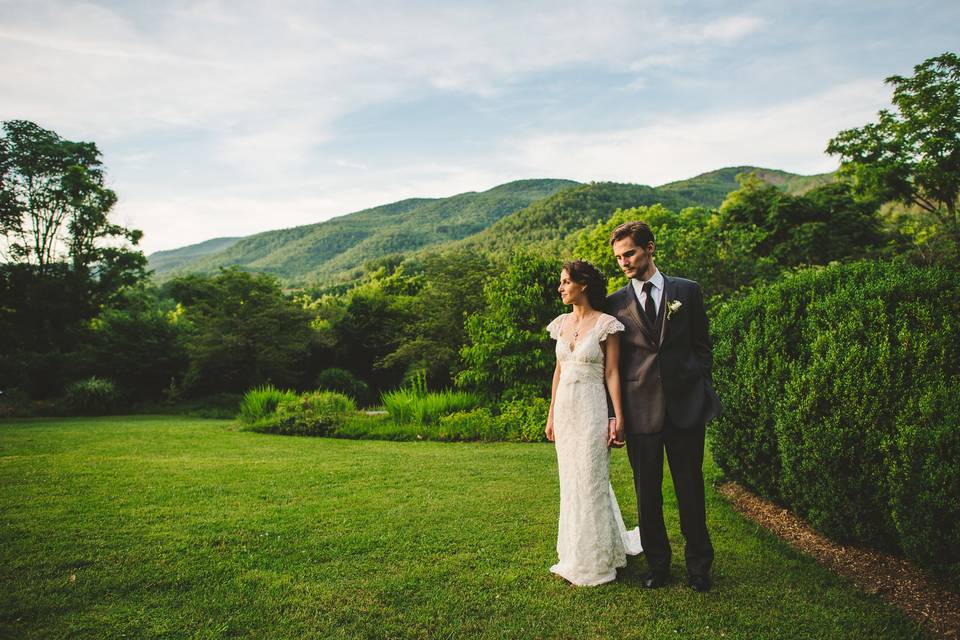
left=147, top=236, right=243, bottom=273
left=452, top=166, right=834, bottom=255
left=149, top=167, right=832, bottom=287
left=149, top=179, right=577, bottom=286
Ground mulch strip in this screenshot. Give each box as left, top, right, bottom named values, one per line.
left=718, top=481, right=959, bottom=639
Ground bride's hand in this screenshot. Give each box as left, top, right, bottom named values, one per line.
left=608, top=417, right=625, bottom=448
left=545, top=418, right=555, bottom=442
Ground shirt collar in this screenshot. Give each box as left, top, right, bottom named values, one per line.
left=632, top=269, right=663, bottom=293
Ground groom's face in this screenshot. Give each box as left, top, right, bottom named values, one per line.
left=612, top=236, right=655, bottom=281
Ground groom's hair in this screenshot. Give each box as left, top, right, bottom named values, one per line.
left=609, top=221, right=654, bottom=248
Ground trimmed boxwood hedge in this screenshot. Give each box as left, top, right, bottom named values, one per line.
left=710, top=259, right=959, bottom=584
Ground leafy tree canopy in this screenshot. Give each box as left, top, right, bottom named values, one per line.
left=574, top=174, right=883, bottom=305
left=827, top=52, right=960, bottom=245
left=0, top=120, right=145, bottom=290
left=456, top=252, right=564, bottom=400
left=165, top=268, right=315, bottom=396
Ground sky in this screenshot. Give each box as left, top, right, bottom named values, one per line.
left=2, top=1, right=958, bottom=255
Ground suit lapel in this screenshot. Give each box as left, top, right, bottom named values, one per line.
left=659, top=275, right=671, bottom=345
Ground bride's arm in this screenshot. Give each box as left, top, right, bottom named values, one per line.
left=545, top=360, right=561, bottom=442
left=603, top=333, right=625, bottom=446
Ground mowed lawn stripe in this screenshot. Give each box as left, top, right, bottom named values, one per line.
left=0, top=417, right=920, bottom=639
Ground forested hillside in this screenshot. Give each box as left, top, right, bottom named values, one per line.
left=147, top=236, right=243, bottom=273
left=454, top=167, right=833, bottom=255
left=149, top=179, right=577, bottom=285
left=149, top=167, right=830, bottom=286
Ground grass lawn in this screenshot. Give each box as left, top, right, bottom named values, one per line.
left=0, top=416, right=921, bottom=639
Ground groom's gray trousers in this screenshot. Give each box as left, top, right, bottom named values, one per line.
left=625, top=417, right=714, bottom=579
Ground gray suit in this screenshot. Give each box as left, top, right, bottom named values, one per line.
left=606, top=274, right=719, bottom=579
left=606, top=275, right=720, bottom=434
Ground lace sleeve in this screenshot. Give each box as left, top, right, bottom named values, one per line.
left=597, top=314, right=625, bottom=342
left=546, top=314, right=566, bottom=340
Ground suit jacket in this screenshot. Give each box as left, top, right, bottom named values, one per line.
left=606, top=274, right=721, bottom=434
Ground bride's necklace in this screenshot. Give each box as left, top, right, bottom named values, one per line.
left=571, top=312, right=597, bottom=341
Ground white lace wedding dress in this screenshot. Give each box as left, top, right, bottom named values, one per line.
left=547, top=312, right=643, bottom=586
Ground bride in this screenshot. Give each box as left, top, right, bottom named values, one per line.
left=545, top=260, right=642, bottom=585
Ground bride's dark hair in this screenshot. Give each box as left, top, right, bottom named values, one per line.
left=563, top=260, right=608, bottom=311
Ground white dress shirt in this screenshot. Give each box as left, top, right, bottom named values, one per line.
left=631, top=269, right=664, bottom=317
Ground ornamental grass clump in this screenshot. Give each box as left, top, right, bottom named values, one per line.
left=238, top=385, right=297, bottom=425
left=381, top=388, right=483, bottom=426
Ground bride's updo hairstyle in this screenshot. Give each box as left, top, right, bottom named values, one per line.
left=563, top=260, right=608, bottom=311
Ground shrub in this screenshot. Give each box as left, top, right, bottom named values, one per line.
left=331, top=411, right=407, bottom=440
left=238, top=385, right=297, bottom=424
left=710, top=259, right=960, bottom=580
left=63, top=376, right=123, bottom=415
left=496, top=397, right=550, bottom=442
left=437, top=408, right=497, bottom=441
left=886, top=382, right=960, bottom=584
left=252, top=391, right=356, bottom=436
left=315, top=368, right=370, bottom=404
left=381, top=387, right=483, bottom=426
left=0, top=388, right=32, bottom=418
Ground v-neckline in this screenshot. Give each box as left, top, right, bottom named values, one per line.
left=560, top=313, right=602, bottom=352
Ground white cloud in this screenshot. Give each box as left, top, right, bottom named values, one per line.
left=499, top=79, right=892, bottom=186
left=1, top=1, right=765, bottom=136
left=6, top=0, right=920, bottom=257
left=124, top=165, right=503, bottom=254
left=123, top=78, right=892, bottom=254
left=696, top=15, right=765, bottom=42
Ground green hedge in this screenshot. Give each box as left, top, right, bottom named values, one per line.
left=711, top=259, right=959, bottom=583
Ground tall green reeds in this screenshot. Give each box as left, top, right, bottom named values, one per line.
left=380, top=373, right=483, bottom=426
left=238, top=385, right=297, bottom=425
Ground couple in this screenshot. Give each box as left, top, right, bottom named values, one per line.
left=545, top=221, right=720, bottom=591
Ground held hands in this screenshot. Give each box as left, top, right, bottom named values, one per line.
left=607, top=417, right=625, bottom=448
left=548, top=417, right=622, bottom=446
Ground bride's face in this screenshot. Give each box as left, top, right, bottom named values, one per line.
left=558, top=269, right=587, bottom=305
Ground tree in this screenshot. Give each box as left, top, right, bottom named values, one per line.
left=573, top=177, right=883, bottom=308
left=456, top=252, right=564, bottom=400
left=826, top=52, right=960, bottom=245
left=301, top=262, right=420, bottom=395
left=574, top=202, right=775, bottom=304
left=0, top=120, right=145, bottom=287
left=166, top=268, right=315, bottom=396
left=0, top=121, right=147, bottom=398
left=75, top=287, right=187, bottom=401
left=378, top=249, right=497, bottom=388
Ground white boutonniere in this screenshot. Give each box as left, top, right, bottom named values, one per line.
left=666, top=300, right=682, bottom=319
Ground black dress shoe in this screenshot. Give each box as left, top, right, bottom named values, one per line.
left=688, top=575, right=711, bottom=592
left=640, top=572, right=669, bottom=589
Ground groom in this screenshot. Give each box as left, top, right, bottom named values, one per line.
left=606, top=221, right=720, bottom=593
